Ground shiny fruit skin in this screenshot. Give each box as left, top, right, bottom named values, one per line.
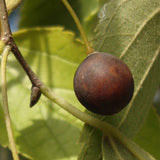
left=73, top=52, right=134, bottom=115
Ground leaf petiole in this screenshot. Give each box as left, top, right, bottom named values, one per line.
left=1, top=45, right=20, bottom=160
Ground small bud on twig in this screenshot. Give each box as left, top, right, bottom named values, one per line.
left=30, top=86, right=41, bottom=107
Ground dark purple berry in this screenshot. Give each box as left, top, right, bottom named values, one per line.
left=73, top=52, right=134, bottom=115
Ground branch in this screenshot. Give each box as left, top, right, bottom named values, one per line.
left=10, top=38, right=42, bottom=87
left=40, top=84, right=155, bottom=160
left=0, top=1, right=156, bottom=160
left=0, top=0, right=41, bottom=159
left=0, top=0, right=12, bottom=43
left=0, top=0, right=42, bottom=90
left=1, top=45, right=20, bottom=160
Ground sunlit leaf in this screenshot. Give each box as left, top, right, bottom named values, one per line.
left=0, top=27, right=86, bottom=160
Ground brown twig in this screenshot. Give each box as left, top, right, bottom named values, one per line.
left=0, top=0, right=12, bottom=43
left=0, top=0, right=42, bottom=158
left=0, top=0, right=42, bottom=88
left=10, top=38, right=42, bottom=87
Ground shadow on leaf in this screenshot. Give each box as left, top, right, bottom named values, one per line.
left=16, top=117, right=81, bottom=160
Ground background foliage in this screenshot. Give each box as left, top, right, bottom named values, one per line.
left=0, top=0, right=160, bottom=160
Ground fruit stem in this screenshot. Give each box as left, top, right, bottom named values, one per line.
left=1, top=45, right=20, bottom=160
left=61, top=0, right=94, bottom=55
left=40, top=84, right=154, bottom=160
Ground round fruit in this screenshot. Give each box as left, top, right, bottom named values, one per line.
left=73, top=52, right=134, bottom=115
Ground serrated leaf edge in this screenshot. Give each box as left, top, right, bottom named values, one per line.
left=13, top=26, right=85, bottom=45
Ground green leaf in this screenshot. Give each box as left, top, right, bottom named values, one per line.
left=96, top=0, right=160, bottom=138
left=102, top=135, right=155, bottom=160
left=0, top=27, right=86, bottom=160
left=134, top=107, right=160, bottom=160
left=19, top=0, right=101, bottom=36
left=19, top=0, right=80, bottom=33
left=78, top=0, right=101, bottom=37
left=78, top=125, right=102, bottom=160
left=19, top=0, right=79, bottom=33
left=153, top=88, right=160, bottom=115
left=79, top=0, right=160, bottom=159
left=0, top=105, right=8, bottom=146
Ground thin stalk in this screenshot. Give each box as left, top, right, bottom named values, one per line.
left=1, top=45, right=20, bottom=160
left=61, top=0, right=94, bottom=55
left=11, top=39, right=42, bottom=87
left=40, top=84, right=154, bottom=160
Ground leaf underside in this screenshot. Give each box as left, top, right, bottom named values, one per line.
left=134, top=107, right=160, bottom=160
left=79, top=0, right=160, bottom=159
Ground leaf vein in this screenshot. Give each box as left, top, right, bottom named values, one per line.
left=118, top=45, right=160, bottom=128
left=119, top=7, right=160, bottom=59
left=39, top=109, right=71, bottom=158
left=19, top=47, right=79, bottom=66
left=97, top=0, right=129, bottom=51
left=108, top=135, right=124, bottom=160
